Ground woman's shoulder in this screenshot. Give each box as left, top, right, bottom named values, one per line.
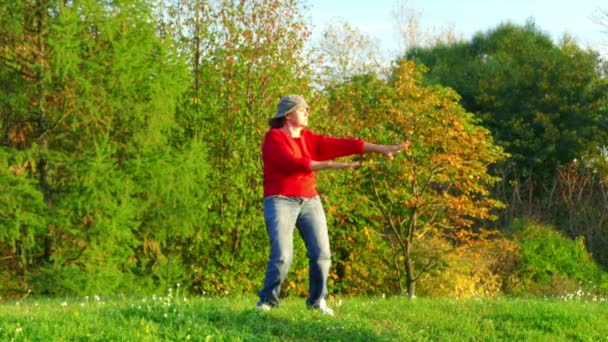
left=264, top=128, right=288, bottom=143
left=265, top=128, right=283, bottom=136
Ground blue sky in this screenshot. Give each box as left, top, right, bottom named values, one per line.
left=306, top=0, right=607, bottom=58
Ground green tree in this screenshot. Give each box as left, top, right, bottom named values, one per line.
left=162, top=0, right=314, bottom=294
left=408, top=22, right=608, bottom=183
left=0, top=0, right=207, bottom=295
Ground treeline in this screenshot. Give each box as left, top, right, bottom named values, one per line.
left=0, top=0, right=607, bottom=299
left=407, top=22, right=608, bottom=266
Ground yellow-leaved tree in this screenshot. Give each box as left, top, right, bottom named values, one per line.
left=359, top=60, right=508, bottom=297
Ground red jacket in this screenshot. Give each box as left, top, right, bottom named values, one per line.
left=262, top=128, right=365, bottom=197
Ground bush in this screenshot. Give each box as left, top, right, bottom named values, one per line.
left=417, top=234, right=517, bottom=299
left=505, top=219, right=608, bottom=297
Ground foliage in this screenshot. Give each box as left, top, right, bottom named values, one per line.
left=324, top=194, right=401, bottom=296
left=417, top=233, right=517, bottom=299
left=406, top=21, right=608, bottom=272
left=308, top=74, right=406, bottom=296
left=551, top=160, right=608, bottom=267
left=159, top=0, right=313, bottom=295
left=0, top=149, right=47, bottom=263
left=2, top=295, right=608, bottom=341
left=1, top=0, right=605, bottom=300
left=505, top=219, right=608, bottom=297
left=408, top=21, right=608, bottom=183
left=312, top=61, right=506, bottom=298
left=362, top=60, right=506, bottom=297
left=0, top=0, right=207, bottom=296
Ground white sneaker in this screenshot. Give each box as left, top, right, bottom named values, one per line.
left=317, top=299, right=334, bottom=316
left=255, top=302, right=272, bottom=312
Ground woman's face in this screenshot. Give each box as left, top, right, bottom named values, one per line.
left=286, top=107, right=309, bottom=128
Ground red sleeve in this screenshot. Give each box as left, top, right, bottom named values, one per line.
left=307, top=131, right=365, bottom=161
left=263, top=129, right=312, bottom=173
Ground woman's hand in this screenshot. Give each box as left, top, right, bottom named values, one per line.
left=363, top=141, right=410, bottom=159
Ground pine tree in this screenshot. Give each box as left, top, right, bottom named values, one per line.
left=1, top=0, right=208, bottom=295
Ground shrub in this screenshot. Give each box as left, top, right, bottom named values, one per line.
left=505, top=219, right=608, bottom=297
left=417, top=234, right=517, bottom=299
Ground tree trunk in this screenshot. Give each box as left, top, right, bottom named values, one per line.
left=34, top=0, right=52, bottom=264
left=404, top=240, right=415, bottom=298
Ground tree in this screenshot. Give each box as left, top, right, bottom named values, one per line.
left=408, top=22, right=608, bottom=184
left=391, top=0, right=461, bottom=56
left=313, top=74, right=403, bottom=295
left=553, top=161, right=608, bottom=267
left=311, top=20, right=387, bottom=87
left=406, top=22, right=608, bottom=270
left=161, top=0, right=315, bottom=294
left=315, top=61, right=506, bottom=298
left=0, top=0, right=48, bottom=285
left=366, top=60, right=506, bottom=297
left=0, top=0, right=207, bottom=295
left=592, top=6, right=608, bottom=56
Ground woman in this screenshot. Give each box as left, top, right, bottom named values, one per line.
left=257, top=95, right=407, bottom=315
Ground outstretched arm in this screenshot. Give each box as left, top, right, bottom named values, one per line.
left=310, top=160, right=360, bottom=171
left=363, top=142, right=409, bottom=159
left=311, top=142, right=409, bottom=171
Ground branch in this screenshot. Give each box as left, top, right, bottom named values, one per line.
left=436, top=222, right=458, bottom=230
left=370, top=171, right=408, bottom=251
left=592, top=7, right=608, bottom=30
left=413, top=218, right=437, bottom=240
left=0, top=56, right=34, bottom=78
left=412, top=245, right=457, bottom=282
left=417, top=163, right=447, bottom=198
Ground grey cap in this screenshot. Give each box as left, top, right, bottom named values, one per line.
left=272, top=95, right=309, bottom=119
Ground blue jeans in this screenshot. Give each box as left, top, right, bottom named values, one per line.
left=258, top=195, right=331, bottom=308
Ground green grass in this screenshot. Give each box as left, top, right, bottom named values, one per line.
left=1, top=292, right=607, bottom=341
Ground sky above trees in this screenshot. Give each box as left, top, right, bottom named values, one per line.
left=307, top=0, right=607, bottom=58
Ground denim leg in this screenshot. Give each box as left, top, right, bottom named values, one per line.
left=258, top=196, right=299, bottom=306
left=296, top=196, right=331, bottom=307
